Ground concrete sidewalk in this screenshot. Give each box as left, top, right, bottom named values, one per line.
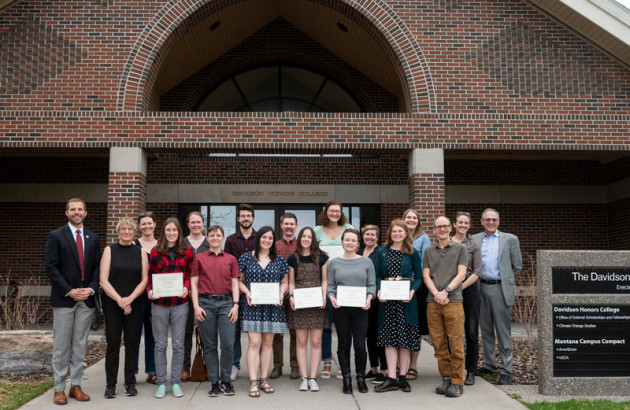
left=21, top=329, right=526, bottom=410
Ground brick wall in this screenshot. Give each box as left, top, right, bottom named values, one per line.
left=147, top=154, right=408, bottom=184
left=608, top=198, right=630, bottom=250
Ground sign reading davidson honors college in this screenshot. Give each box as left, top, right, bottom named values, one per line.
left=552, top=267, right=630, bottom=294
left=551, top=266, right=630, bottom=377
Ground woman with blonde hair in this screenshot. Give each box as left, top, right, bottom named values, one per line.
left=100, top=217, right=149, bottom=398
left=402, top=208, right=430, bottom=380
left=373, top=219, right=422, bottom=393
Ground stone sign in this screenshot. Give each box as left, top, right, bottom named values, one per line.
left=538, top=250, right=630, bottom=395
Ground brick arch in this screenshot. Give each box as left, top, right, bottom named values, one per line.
left=179, top=52, right=378, bottom=112
left=117, top=0, right=434, bottom=113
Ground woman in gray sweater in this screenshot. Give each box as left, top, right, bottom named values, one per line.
left=327, top=229, right=376, bottom=395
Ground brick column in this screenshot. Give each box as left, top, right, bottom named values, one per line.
left=107, top=147, right=147, bottom=244
left=408, top=148, right=446, bottom=236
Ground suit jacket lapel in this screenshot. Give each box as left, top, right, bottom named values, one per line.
left=497, top=230, right=505, bottom=260
left=63, top=224, right=82, bottom=269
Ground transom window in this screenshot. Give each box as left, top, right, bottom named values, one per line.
left=197, top=65, right=363, bottom=112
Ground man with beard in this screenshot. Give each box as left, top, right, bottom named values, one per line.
left=224, top=203, right=257, bottom=381
left=46, top=198, right=101, bottom=405
left=270, top=213, right=299, bottom=380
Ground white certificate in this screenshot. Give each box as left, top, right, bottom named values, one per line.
left=320, top=245, right=344, bottom=260
left=380, top=280, right=411, bottom=300
left=250, top=282, right=280, bottom=305
left=293, top=287, right=324, bottom=309
left=152, top=272, right=184, bottom=298
left=336, top=285, right=367, bottom=308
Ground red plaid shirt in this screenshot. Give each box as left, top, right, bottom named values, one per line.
left=275, top=237, right=297, bottom=260
left=147, top=247, right=193, bottom=307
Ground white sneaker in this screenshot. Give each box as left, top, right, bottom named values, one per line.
left=230, top=365, right=239, bottom=382
left=299, top=378, right=308, bottom=391
left=308, top=378, right=319, bottom=392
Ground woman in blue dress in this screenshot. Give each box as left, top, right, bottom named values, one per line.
left=238, top=226, right=289, bottom=398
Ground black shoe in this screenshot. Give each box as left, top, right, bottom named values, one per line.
left=497, top=374, right=511, bottom=385
left=475, top=367, right=495, bottom=377
left=435, top=377, right=451, bottom=395
left=104, top=385, right=116, bottom=399
left=398, top=375, right=411, bottom=392
left=465, top=372, right=475, bottom=386
left=124, top=383, right=137, bottom=396
left=220, top=381, right=235, bottom=395
left=372, top=373, right=386, bottom=384
left=364, top=370, right=378, bottom=379
left=374, top=377, right=399, bottom=392
left=208, top=382, right=220, bottom=397
left=445, top=383, right=463, bottom=398
left=356, top=374, right=368, bottom=393
left=342, top=375, right=353, bottom=394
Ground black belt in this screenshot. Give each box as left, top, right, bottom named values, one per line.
left=480, top=279, right=501, bottom=285
left=199, top=293, right=232, bottom=301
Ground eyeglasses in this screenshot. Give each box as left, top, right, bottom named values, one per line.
left=435, top=224, right=451, bottom=230
left=328, top=210, right=341, bottom=214
left=483, top=218, right=498, bottom=223
left=138, top=211, right=153, bottom=218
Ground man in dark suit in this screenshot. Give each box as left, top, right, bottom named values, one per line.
left=472, top=208, right=522, bottom=385
left=46, top=198, right=101, bottom=405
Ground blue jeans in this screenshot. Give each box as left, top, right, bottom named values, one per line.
left=198, top=298, right=235, bottom=383
left=152, top=303, right=188, bottom=386
left=136, top=295, right=155, bottom=375
left=321, top=298, right=333, bottom=361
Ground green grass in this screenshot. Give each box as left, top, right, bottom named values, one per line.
left=524, top=399, right=630, bottom=410
left=0, top=380, right=54, bottom=410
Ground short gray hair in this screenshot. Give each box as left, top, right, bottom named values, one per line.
left=481, top=208, right=500, bottom=220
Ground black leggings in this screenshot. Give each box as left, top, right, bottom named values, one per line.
left=333, top=307, right=368, bottom=376
left=367, top=300, right=387, bottom=370
left=104, top=299, right=142, bottom=386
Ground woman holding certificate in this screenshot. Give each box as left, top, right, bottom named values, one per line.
left=100, top=217, right=148, bottom=398
left=327, top=229, right=376, bottom=394
left=357, top=224, right=387, bottom=384
left=238, top=226, right=289, bottom=398
left=373, top=219, right=422, bottom=393
left=403, top=208, right=431, bottom=381
left=314, top=200, right=353, bottom=379
left=288, top=227, right=329, bottom=392
left=147, top=217, right=193, bottom=399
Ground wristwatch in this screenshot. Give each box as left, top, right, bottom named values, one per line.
left=445, top=287, right=451, bottom=294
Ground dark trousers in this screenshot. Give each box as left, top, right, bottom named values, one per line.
left=135, top=294, right=155, bottom=375
left=367, top=300, right=386, bottom=370
left=183, top=298, right=194, bottom=369
left=463, top=282, right=480, bottom=373
left=104, top=299, right=142, bottom=386
left=333, top=307, right=368, bottom=376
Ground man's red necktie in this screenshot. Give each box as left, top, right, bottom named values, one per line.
left=76, top=230, right=85, bottom=281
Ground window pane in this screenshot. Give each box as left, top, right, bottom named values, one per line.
left=316, top=81, right=361, bottom=112
left=253, top=210, right=275, bottom=231
left=198, top=81, right=245, bottom=111
left=284, top=210, right=317, bottom=230
left=281, top=67, right=323, bottom=99
left=209, top=206, right=236, bottom=248
left=351, top=206, right=361, bottom=230
left=236, top=67, right=278, bottom=103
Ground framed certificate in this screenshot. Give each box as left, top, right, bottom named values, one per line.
left=250, top=282, right=280, bottom=305
left=320, top=245, right=344, bottom=260
left=336, top=285, right=367, bottom=307
left=152, top=272, right=184, bottom=298
left=293, top=286, right=324, bottom=309
left=380, top=280, right=411, bottom=300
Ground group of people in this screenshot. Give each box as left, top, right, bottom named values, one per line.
left=45, top=198, right=521, bottom=405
